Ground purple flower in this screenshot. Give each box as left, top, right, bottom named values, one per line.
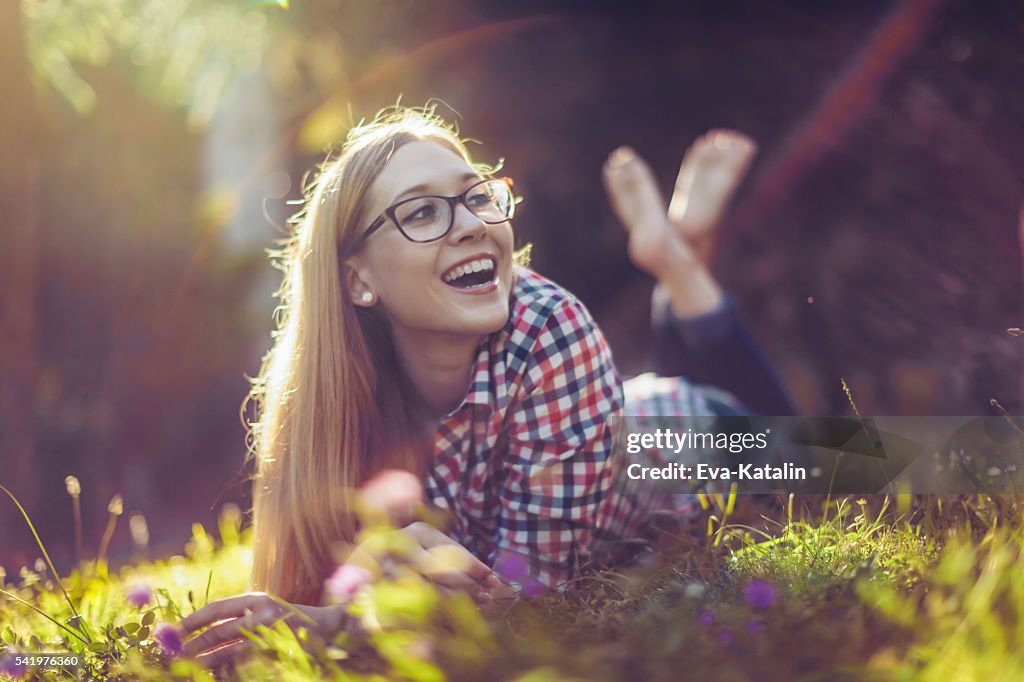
left=324, top=564, right=372, bottom=603
left=746, top=619, right=765, bottom=634
left=494, top=554, right=529, bottom=583
left=718, top=630, right=733, bottom=645
left=743, top=579, right=777, bottom=610
left=698, top=611, right=714, bottom=626
left=126, top=584, right=152, bottom=608
left=0, top=649, right=25, bottom=678
left=153, top=622, right=184, bottom=657
left=522, top=578, right=546, bottom=598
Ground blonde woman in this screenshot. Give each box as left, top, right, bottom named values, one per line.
left=179, top=107, right=792, bottom=666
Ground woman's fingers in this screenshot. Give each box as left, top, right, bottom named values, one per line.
left=421, top=567, right=484, bottom=592
left=181, top=601, right=335, bottom=669
left=347, top=522, right=498, bottom=597
left=197, top=638, right=252, bottom=671
left=434, top=581, right=495, bottom=606
left=180, top=592, right=274, bottom=633
left=179, top=592, right=288, bottom=665
left=182, top=606, right=274, bottom=658
left=182, top=617, right=243, bottom=658
left=401, top=521, right=460, bottom=548
left=403, top=523, right=494, bottom=583
left=416, top=544, right=492, bottom=588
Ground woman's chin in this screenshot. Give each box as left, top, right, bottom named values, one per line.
left=449, top=298, right=510, bottom=336
left=467, top=304, right=510, bottom=335
left=440, top=280, right=510, bottom=331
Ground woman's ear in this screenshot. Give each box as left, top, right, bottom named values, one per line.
left=344, top=259, right=377, bottom=308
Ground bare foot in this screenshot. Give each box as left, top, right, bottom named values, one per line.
left=603, top=146, right=694, bottom=280
left=604, top=147, right=723, bottom=318
left=667, top=130, right=757, bottom=266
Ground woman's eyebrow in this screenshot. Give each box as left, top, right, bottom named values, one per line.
left=392, top=172, right=481, bottom=203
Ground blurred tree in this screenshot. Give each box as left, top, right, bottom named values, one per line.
left=3, top=0, right=284, bottom=565
left=1, top=0, right=43, bottom=516
left=22, top=0, right=278, bottom=126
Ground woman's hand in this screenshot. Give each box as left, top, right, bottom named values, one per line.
left=351, top=471, right=499, bottom=600
left=179, top=523, right=498, bottom=669
left=350, top=521, right=500, bottom=602
left=180, top=593, right=344, bottom=670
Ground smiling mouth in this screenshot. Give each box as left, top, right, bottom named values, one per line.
left=442, top=257, right=498, bottom=290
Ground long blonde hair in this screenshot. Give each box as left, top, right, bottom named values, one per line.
left=244, top=106, right=494, bottom=603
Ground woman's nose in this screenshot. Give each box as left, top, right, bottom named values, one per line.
left=448, top=202, right=488, bottom=242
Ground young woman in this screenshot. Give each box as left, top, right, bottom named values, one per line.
left=179, top=107, right=794, bottom=665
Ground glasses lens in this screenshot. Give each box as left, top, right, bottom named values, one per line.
left=466, top=181, right=513, bottom=223
left=394, top=197, right=451, bottom=241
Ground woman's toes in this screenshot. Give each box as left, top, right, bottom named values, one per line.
left=667, top=129, right=757, bottom=251
left=604, top=147, right=663, bottom=221
left=603, top=147, right=680, bottom=276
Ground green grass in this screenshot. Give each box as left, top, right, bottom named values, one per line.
left=727, top=496, right=938, bottom=596
left=2, top=493, right=1024, bottom=681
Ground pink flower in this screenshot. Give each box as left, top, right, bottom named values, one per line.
left=153, top=622, right=184, bottom=657
left=357, top=470, right=423, bottom=524
left=743, top=579, right=777, bottom=610
left=325, top=564, right=372, bottom=603
left=126, top=584, right=152, bottom=608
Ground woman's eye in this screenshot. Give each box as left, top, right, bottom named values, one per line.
left=400, top=202, right=438, bottom=225
left=466, top=191, right=492, bottom=207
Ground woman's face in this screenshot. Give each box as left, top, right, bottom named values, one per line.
left=346, top=140, right=515, bottom=341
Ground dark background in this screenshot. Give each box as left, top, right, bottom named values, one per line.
left=2, top=0, right=1022, bottom=573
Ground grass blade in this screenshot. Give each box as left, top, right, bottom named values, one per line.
left=0, top=588, right=89, bottom=645
left=0, top=483, right=93, bottom=642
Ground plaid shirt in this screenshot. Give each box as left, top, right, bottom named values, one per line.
left=423, top=268, right=738, bottom=589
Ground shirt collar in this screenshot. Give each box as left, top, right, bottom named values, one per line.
left=440, top=269, right=523, bottom=419
left=440, top=334, right=496, bottom=419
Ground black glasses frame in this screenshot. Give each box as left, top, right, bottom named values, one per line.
left=353, top=177, right=515, bottom=249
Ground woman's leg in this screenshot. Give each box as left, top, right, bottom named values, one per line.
left=604, top=132, right=798, bottom=416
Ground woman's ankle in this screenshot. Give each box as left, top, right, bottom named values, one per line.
left=656, top=266, right=724, bottom=319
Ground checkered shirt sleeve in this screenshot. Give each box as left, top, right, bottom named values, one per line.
left=498, top=294, right=622, bottom=588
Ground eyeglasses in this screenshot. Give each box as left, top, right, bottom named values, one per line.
left=354, top=177, right=515, bottom=247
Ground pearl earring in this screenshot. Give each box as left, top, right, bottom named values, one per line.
left=361, top=291, right=374, bottom=305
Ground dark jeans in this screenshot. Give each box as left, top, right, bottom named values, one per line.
left=648, top=290, right=799, bottom=416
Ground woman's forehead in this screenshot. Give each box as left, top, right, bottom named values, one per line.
left=370, top=140, right=475, bottom=205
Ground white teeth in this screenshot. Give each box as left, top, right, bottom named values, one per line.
left=443, top=258, right=496, bottom=283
